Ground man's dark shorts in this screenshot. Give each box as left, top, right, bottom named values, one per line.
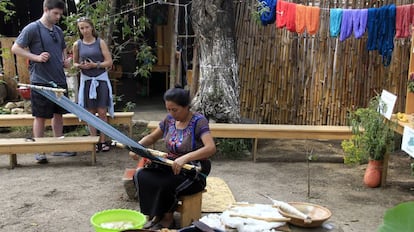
left=31, top=83, right=69, bottom=119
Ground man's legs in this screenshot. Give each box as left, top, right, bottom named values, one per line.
left=33, top=117, right=46, bottom=137
left=51, top=113, right=76, bottom=157
left=51, top=113, right=63, bottom=137
left=33, top=117, right=48, bottom=163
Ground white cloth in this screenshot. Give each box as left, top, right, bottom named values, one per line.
left=78, top=71, right=114, bottom=117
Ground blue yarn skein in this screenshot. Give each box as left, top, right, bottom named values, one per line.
left=259, top=0, right=277, bottom=26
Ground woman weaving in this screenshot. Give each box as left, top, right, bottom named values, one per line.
left=129, top=86, right=216, bottom=230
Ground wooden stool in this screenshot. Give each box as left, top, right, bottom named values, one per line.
left=176, top=190, right=205, bottom=227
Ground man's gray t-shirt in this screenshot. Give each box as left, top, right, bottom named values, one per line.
left=14, top=20, right=67, bottom=85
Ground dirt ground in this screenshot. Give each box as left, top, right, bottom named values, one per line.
left=0, top=122, right=413, bottom=232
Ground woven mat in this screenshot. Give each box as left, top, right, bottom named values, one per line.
left=202, top=177, right=236, bottom=213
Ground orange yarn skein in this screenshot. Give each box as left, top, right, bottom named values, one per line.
left=306, top=6, right=320, bottom=35
left=295, top=4, right=306, bottom=34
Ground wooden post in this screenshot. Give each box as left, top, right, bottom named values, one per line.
left=381, top=152, right=390, bottom=187
left=405, top=26, right=414, bottom=113
left=169, top=0, right=179, bottom=88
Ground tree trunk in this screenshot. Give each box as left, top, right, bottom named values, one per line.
left=191, top=0, right=240, bottom=123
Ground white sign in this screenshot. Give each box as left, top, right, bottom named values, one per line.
left=380, top=90, right=397, bottom=120
left=402, top=126, right=414, bottom=158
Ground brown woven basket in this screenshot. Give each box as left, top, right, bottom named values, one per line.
left=278, top=202, right=332, bottom=228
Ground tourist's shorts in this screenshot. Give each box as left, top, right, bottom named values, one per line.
left=31, top=83, right=69, bottom=119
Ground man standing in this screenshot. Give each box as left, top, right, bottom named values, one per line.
left=12, top=0, right=76, bottom=164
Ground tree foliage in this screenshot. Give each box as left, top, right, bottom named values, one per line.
left=0, top=0, right=15, bottom=22
left=63, top=0, right=156, bottom=79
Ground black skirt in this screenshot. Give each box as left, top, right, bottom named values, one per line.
left=136, top=161, right=209, bottom=217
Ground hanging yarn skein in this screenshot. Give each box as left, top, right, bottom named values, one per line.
left=380, top=4, right=396, bottom=66
left=285, top=2, right=296, bottom=32
left=305, top=6, right=320, bottom=35
left=259, top=0, right=277, bottom=26
left=330, top=8, right=342, bottom=37
left=295, top=4, right=306, bottom=34
left=340, top=9, right=353, bottom=41
left=352, top=9, right=368, bottom=39
left=276, top=0, right=288, bottom=28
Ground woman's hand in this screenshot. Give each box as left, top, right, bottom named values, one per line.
left=129, top=151, right=140, bottom=160
left=63, top=57, right=72, bottom=68
left=172, top=155, right=188, bottom=175
left=78, top=60, right=95, bottom=70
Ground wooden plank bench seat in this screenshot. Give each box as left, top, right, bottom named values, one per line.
left=0, top=112, right=134, bottom=136
left=0, top=136, right=99, bottom=169
left=147, top=121, right=353, bottom=161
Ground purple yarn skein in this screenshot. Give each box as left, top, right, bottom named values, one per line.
left=340, top=9, right=353, bottom=42
left=353, top=9, right=368, bottom=39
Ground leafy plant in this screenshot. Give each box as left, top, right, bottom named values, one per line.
left=123, top=101, right=136, bottom=112
left=342, top=95, right=396, bottom=164
left=62, top=0, right=156, bottom=79
left=10, top=126, right=31, bottom=134
left=341, top=135, right=368, bottom=165
left=63, top=125, right=89, bottom=136
left=411, top=162, right=414, bottom=176
left=251, top=1, right=269, bottom=24
left=408, top=73, right=414, bottom=93
left=215, top=138, right=252, bottom=159
left=378, top=201, right=414, bottom=232
left=0, top=106, right=10, bottom=114
left=0, top=0, right=15, bottom=22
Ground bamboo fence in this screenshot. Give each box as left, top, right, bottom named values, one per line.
left=235, top=0, right=413, bottom=125
left=1, top=0, right=412, bottom=126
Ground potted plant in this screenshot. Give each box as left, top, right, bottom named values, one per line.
left=408, top=72, right=414, bottom=93
left=341, top=95, right=397, bottom=187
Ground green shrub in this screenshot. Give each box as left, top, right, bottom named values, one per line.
left=214, top=138, right=252, bottom=159
left=341, top=135, right=368, bottom=165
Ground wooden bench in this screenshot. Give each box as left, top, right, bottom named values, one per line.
left=0, top=136, right=99, bottom=169
left=0, top=112, right=134, bottom=136
left=147, top=121, right=353, bottom=161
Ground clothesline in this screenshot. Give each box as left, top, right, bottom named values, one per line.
left=297, top=5, right=413, bottom=12
left=259, top=1, right=414, bottom=67
left=261, top=0, right=414, bottom=12
left=101, top=0, right=192, bottom=23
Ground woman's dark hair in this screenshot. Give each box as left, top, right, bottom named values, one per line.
left=163, top=85, right=190, bottom=107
